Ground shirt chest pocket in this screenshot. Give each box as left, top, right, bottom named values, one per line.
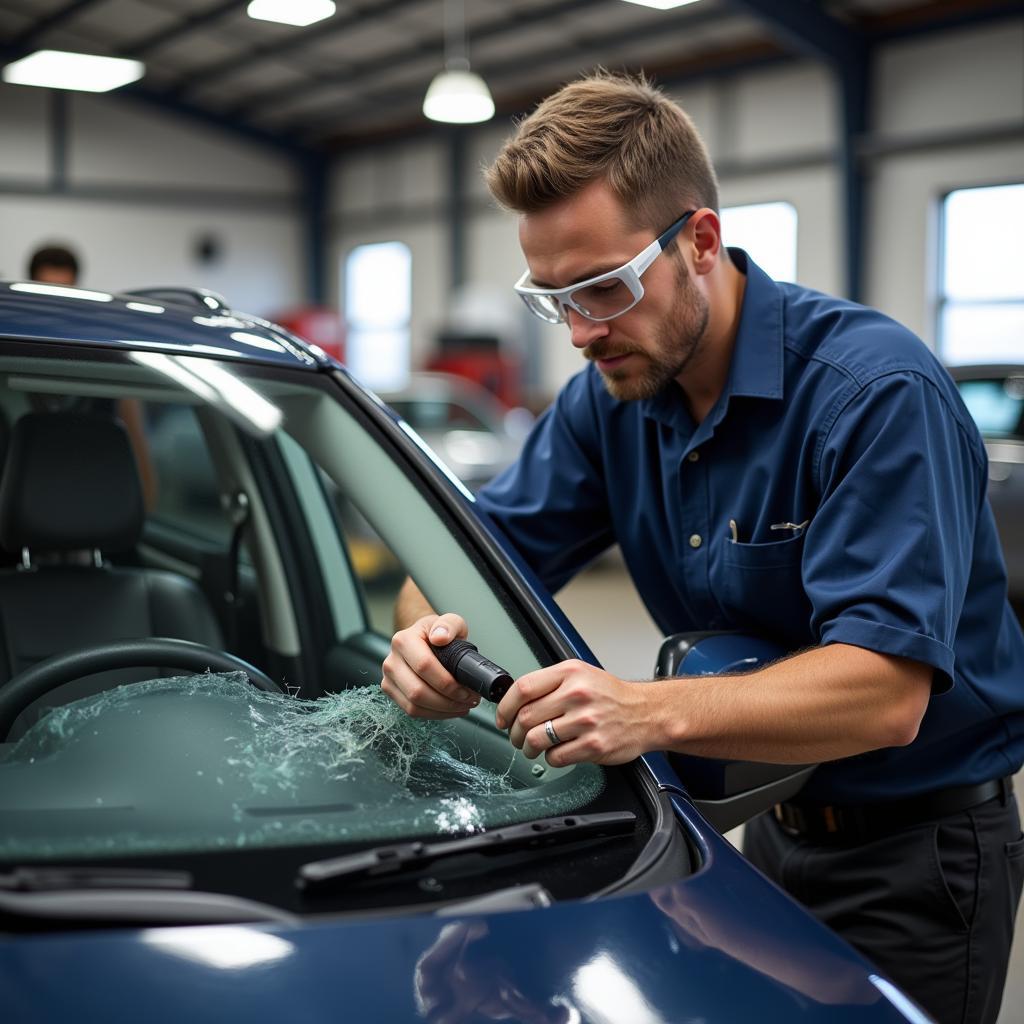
left=716, top=532, right=812, bottom=643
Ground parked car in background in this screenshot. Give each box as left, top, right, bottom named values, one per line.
left=380, top=371, right=533, bottom=492
left=949, top=364, right=1024, bottom=613
left=0, top=281, right=924, bottom=1023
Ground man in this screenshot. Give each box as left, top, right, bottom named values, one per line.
left=382, top=72, right=1024, bottom=1024
left=27, top=244, right=80, bottom=286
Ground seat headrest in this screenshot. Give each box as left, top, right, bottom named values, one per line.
left=0, top=412, right=144, bottom=554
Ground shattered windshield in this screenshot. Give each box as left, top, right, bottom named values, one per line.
left=0, top=347, right=607, bottom=864
left=0, top=673, right=603, bottom=859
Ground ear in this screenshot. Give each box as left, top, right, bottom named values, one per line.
left=689, top=209, right=722, bottom=276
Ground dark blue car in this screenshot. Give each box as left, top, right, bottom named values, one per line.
left=0, top=282, right=928, bottom=1023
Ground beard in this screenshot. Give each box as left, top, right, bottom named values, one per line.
left=586, top=260, right=710, bottom=402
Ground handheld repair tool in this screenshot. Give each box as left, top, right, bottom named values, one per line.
left=429, top=639, right=513, bottom=703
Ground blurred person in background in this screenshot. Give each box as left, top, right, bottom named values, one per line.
left=27, top=245, right=80, bottom=286
left=24, top=242, right=157, bottom=508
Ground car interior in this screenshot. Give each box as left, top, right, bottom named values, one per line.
left=0, top=343, right=692, bottom=916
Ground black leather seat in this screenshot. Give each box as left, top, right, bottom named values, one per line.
left=0, top=412, right=224, bottom=736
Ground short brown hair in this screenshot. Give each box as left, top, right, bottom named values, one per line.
left=485, top=70, right=719, bottom=232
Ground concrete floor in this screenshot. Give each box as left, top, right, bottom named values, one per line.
left=556, top=554, right=1024, bottom=1024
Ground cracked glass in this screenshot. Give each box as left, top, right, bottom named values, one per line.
left=0, top=673, right=604, bottom=859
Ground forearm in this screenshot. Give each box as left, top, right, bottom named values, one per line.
left=393, top=577, right=435, bottom=631
left=655, top=643, right=932, bottom=764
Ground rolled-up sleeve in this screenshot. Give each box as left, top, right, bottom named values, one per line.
left=804, top=370, right=987, bottom=693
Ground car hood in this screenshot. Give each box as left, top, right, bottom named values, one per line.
left=0, top=824, right=916, bottom=1023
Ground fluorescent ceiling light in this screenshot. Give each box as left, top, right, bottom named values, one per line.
left=620, top=0, right=703, bottom=8
left=247, top=0, right=336, bottom=26
left=2, top=50, right=144, bottom=92
left=423, top=68, right=494, bottom=124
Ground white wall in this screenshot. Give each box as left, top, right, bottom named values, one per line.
left=330, top=141, right=448, bottom=368
left=0, top=85, right=304, bottom=318
left=866, top=20, right=1024, bottom=345
left=332, top=218, right=447, bottom=372
left=0, top=85, right=50, bottom=182
left=330, top=17, right=1023, bottom=397
left=0, top=195, right=303, bottom=317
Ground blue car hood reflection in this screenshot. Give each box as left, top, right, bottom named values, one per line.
left=1, top=815, right=911, bottom=1024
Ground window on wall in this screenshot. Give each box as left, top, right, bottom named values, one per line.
left=343, top=241, right=412, bottom=392
left=939, top=183, right=1024, bottom=366
left=720, top=202, right=798, bottom=283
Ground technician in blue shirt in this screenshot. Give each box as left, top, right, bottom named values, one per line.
left=382, top=72, right=1024, bottom=1024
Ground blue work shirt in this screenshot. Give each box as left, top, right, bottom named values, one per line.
left=477, top=249, right=1024, bottom=803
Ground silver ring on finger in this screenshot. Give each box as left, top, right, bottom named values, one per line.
left=545, top=719, right=562, bottom=746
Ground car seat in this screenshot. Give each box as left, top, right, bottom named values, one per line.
left=0, top=412, right=225, bottom=737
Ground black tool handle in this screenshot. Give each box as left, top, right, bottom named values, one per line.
left=429, top=638, right=513, bottom=703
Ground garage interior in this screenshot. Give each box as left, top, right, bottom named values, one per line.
left=1, top=0, right=1022, bottom=1020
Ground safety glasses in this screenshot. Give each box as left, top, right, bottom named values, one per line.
left=514, top=210, right=695, bottom=325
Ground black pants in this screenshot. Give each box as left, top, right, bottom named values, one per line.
left=743, top=793, right=1024, bottom=1024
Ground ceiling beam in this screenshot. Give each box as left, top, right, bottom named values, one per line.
left=170, top=0, right=426, bottom=97
left=723, top=0, right=867, bottom=68
left=324, top=41, right=790, bottom=151
left=120, top=0, right=241, bottom=60
left=0, top=0, right=107, bottom=61
left=234, top=0, right=726, bottom=121
left=866, top=0, right=1024, bottom=41
left=298, top=22, right=776, bottom=141
left=118, top=80, right=312, bottom=157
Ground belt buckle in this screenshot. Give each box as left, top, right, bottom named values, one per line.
left=774, top=802, right=842, bottom=838
left=773, top=803, right=802, bottom=837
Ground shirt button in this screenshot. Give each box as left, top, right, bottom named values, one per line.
left=689, top=534, right=703, bottom=549
left=687, top=451, right=700, bottom=463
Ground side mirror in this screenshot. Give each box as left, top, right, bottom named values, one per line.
left=657, top=632, right=816, bottom=833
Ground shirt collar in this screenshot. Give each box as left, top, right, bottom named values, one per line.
left=642, top=247, right=784, bottom=433
left=724, top=248, right=784, bottom=400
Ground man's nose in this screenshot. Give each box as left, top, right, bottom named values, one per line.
left=567, top=308, right=610, bottom=349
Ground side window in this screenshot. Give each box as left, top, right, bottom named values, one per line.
left=277, top=431, right=404, bottom=639
left=939, top=183, right=1024, bottom=365
left=390, top=399, right=490, bottom=432
left=139, top=402, right=232, bottom=545
left=330, top=492, right=404, bottom=635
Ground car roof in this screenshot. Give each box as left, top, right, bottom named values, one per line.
left=0, top=282, right=326, bottom=370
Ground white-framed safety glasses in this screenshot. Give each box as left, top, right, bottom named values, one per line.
left=514, top=210, right=695, bottom=325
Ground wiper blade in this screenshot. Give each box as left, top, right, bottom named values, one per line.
left=296, top=810, right=637, bottom=893
left=0, top=866, right=192, bottom=892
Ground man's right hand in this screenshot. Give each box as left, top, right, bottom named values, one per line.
left=381, top=613, right=481, bottom=719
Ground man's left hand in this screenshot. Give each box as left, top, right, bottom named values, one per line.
left=495, top=660, right=663, bottom=766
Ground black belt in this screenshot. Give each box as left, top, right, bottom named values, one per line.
left=773, top=776, right=1013, bottom=843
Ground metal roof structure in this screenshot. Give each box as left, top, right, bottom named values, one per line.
left=0, top=0, right=1018, bottom=153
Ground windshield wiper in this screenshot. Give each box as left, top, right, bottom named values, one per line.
left=296, top=810, right=637, bottom=894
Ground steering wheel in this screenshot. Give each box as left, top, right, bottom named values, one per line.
left=0, top=637, right=283, bottom=741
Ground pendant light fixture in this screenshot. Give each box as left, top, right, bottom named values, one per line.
left=422, top=0, right=494, bottom=124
